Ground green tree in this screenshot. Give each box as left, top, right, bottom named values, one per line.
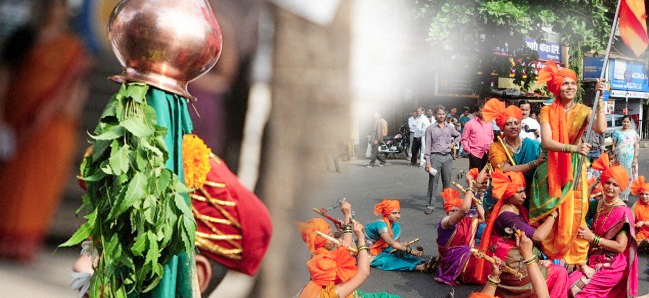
left=411, top=0, right=614, bottom=97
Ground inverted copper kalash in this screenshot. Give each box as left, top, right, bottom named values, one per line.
left=107, top=0, right=222, bottom=100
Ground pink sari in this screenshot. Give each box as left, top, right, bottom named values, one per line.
left=568, top=205, right=638, bottom=297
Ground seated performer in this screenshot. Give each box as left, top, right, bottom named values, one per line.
left=365, top=199, right=428, bottom=271
left=470, top=233, right=551, bottom=298
left=482, top=98, right=544, bottom=194
left=631, top=176, right=649, bottom=252
left=569, top=154, right=638, bottom=297
left=435, top=183, right=485, bottom=286
left=475, top=171, right=567, bottom=297
left=297, top=221, right=370, bottom=298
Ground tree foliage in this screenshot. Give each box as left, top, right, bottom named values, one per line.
left=410, top=0, right=615, bottom=96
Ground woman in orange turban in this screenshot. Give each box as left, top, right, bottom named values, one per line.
left=482, top=98, right=545, bottom=196
left=474, top=171, right=567, bottom=297
left=569, top=153, right=638, bottom=297
left=631, top=176, right=649, bottom=251
left=364, top=199, right=428, bottom=271
left=434, top=177, right=485, bottom=286
left=298, top=221, right=371, bottom=298
left=529, top=60, right=607, bottom=266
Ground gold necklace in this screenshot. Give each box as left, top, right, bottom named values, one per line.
left=505, top=203, right=520, bottom=215
left=504, top=138, right=522, bottom=154
left=603, top=198, right=619, bottom=207
left=564, top=101, right=576, bottom=112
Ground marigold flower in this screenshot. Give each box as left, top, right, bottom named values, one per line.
left=182, top=134, right=211, bottom=189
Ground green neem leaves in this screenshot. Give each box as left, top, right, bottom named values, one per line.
left=63, top=83, right=195, bottom=297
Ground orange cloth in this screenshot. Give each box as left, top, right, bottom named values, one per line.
left=537, top=60, right=577, bottom=99
left=469, top=293, right=498, bottom=298
left=620, top=0, right=649, bottom=57
left=441, top=188, right=463, bottom=213
left=535, top=101, right=591, bottom=265
left=592, top=153, right=630, bottom=191
left=482, top=98, right=522, bottom=131
left=474, top=171, right=525, bottom=282
left=468, top=168, right=480, bottom=181
left=298, top=218, right=332, bottom=255
left=373, top=199, right=400, bottom=217
left=631, top=176, right=649, bottom=196
left=300, top=247, right=357, bottom=298
left=0, top=31, right=89, bottom=261
left=633, top=200, right=649, bottom=242
left=370, top=199, right=400, bottom=256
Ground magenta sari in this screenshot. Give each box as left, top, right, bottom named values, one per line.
left=568, top=205, right=638, bottom=298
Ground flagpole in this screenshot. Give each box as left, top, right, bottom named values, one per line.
left=573, top=0, right=623, bottom=190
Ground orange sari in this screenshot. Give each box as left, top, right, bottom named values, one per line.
left=0, top=31, right=88, bottom=261
left=634, top=201, right=649, bottom=242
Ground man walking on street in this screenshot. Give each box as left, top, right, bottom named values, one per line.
left=461, top=102, right=493, bottom=170
left=518, top=99, right=540, bottom=141
left=367, top=112, right=388, bottom=168
left=411, top=107, right=430, bottom=166
left=407, top=110, right=417, bottom=160
left=424, top=106, right=461, bottom=214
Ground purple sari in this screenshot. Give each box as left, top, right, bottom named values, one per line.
left=435, top=213, right=479, bottom=286
left=568, top=204, right=638, bottom=297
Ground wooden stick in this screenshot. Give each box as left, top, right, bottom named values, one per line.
left=389, top=238, right=421, bottom=254
left=470, top=248, right=523, bottom=279
left=451, top=182, right=483, bottom=205
left=312, top=208, right=344, bottom=230
left=315, top=231, right=358, bottom=253
left=497, top=136, right=517, bottom=166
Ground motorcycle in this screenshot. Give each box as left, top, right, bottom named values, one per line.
left=378, top=123, right=410, bottom=158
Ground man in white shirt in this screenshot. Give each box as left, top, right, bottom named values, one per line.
left=411, top=107, right=430, bottom=165
left=518, top=100, right=540, bottom=141
left=407, top=110, right=417, bottom=159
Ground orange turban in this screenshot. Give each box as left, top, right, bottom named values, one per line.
left=468, top=168, right=480, bottom=181
left=482, top=98, right=523, bottom=131
left=441, top=188, right=463, bottom=213
left=374, top=199, right=400, bottom=218
left=537, top=60, right=577, bottom=99
left=631, top=176, right=649, bottom=196
left=491, top=171, right=526, bottom=201
left=298, top=218, right=332, bottom=255
left=592, top=153, right=630, bottom=191
left=307, top=247, right=357, bottom=287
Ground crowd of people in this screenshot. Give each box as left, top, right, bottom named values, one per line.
left=310, top=60, right=645, bottom=297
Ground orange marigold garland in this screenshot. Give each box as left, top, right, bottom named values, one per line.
left=182, top=134, right=211, bottom=189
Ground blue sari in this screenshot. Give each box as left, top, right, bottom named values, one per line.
left=365, top=220, right=424, bottom=271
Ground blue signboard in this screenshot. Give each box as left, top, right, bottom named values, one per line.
left=583, top=57, right=605, bottom=79
left=609, top=59, right=649, bottom=92
left=524, top=38, right=562, bottom=61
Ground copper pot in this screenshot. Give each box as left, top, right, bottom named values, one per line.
left=107, top=0, right=222, bottom=100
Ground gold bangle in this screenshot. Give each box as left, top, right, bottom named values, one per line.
left=523, top=256, right=538, bottom=266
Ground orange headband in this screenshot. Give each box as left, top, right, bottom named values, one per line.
left=306, top=248, right=357, bottom=286
left=491, top=171, right=526, bottom=201
left=482, top=98, right=523, bottom=131
left=537, top=60, right=577, bottom=99
left=374, top=199, right=400, bottom=218
left=592, top=153, right=630, bottom=191
left=298, top=218, right=332, bottom=255
left=441, top=188, right=463, bottom=213
left=631, top=176, right=649, bottom=196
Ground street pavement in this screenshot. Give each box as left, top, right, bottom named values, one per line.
left=3, top=146, right=649, bottom=298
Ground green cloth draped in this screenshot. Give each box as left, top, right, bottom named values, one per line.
left=356, top=290, right=402, bottom=297
left=144, top=87, right=194, bottom=298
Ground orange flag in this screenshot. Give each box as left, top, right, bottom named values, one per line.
left=619, top=0, right=649, bottom=57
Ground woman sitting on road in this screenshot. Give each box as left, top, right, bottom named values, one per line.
left=365, top=199, right=428, bottom=272
left=434, top=176, right=485, bottom=286
left=569, top=153, right=638, bottom=297
left=482, top=98, right=545, bottom=197
left=470, top=232, right=551, bottom=298
left=474, top=171, right=567, bottom=297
